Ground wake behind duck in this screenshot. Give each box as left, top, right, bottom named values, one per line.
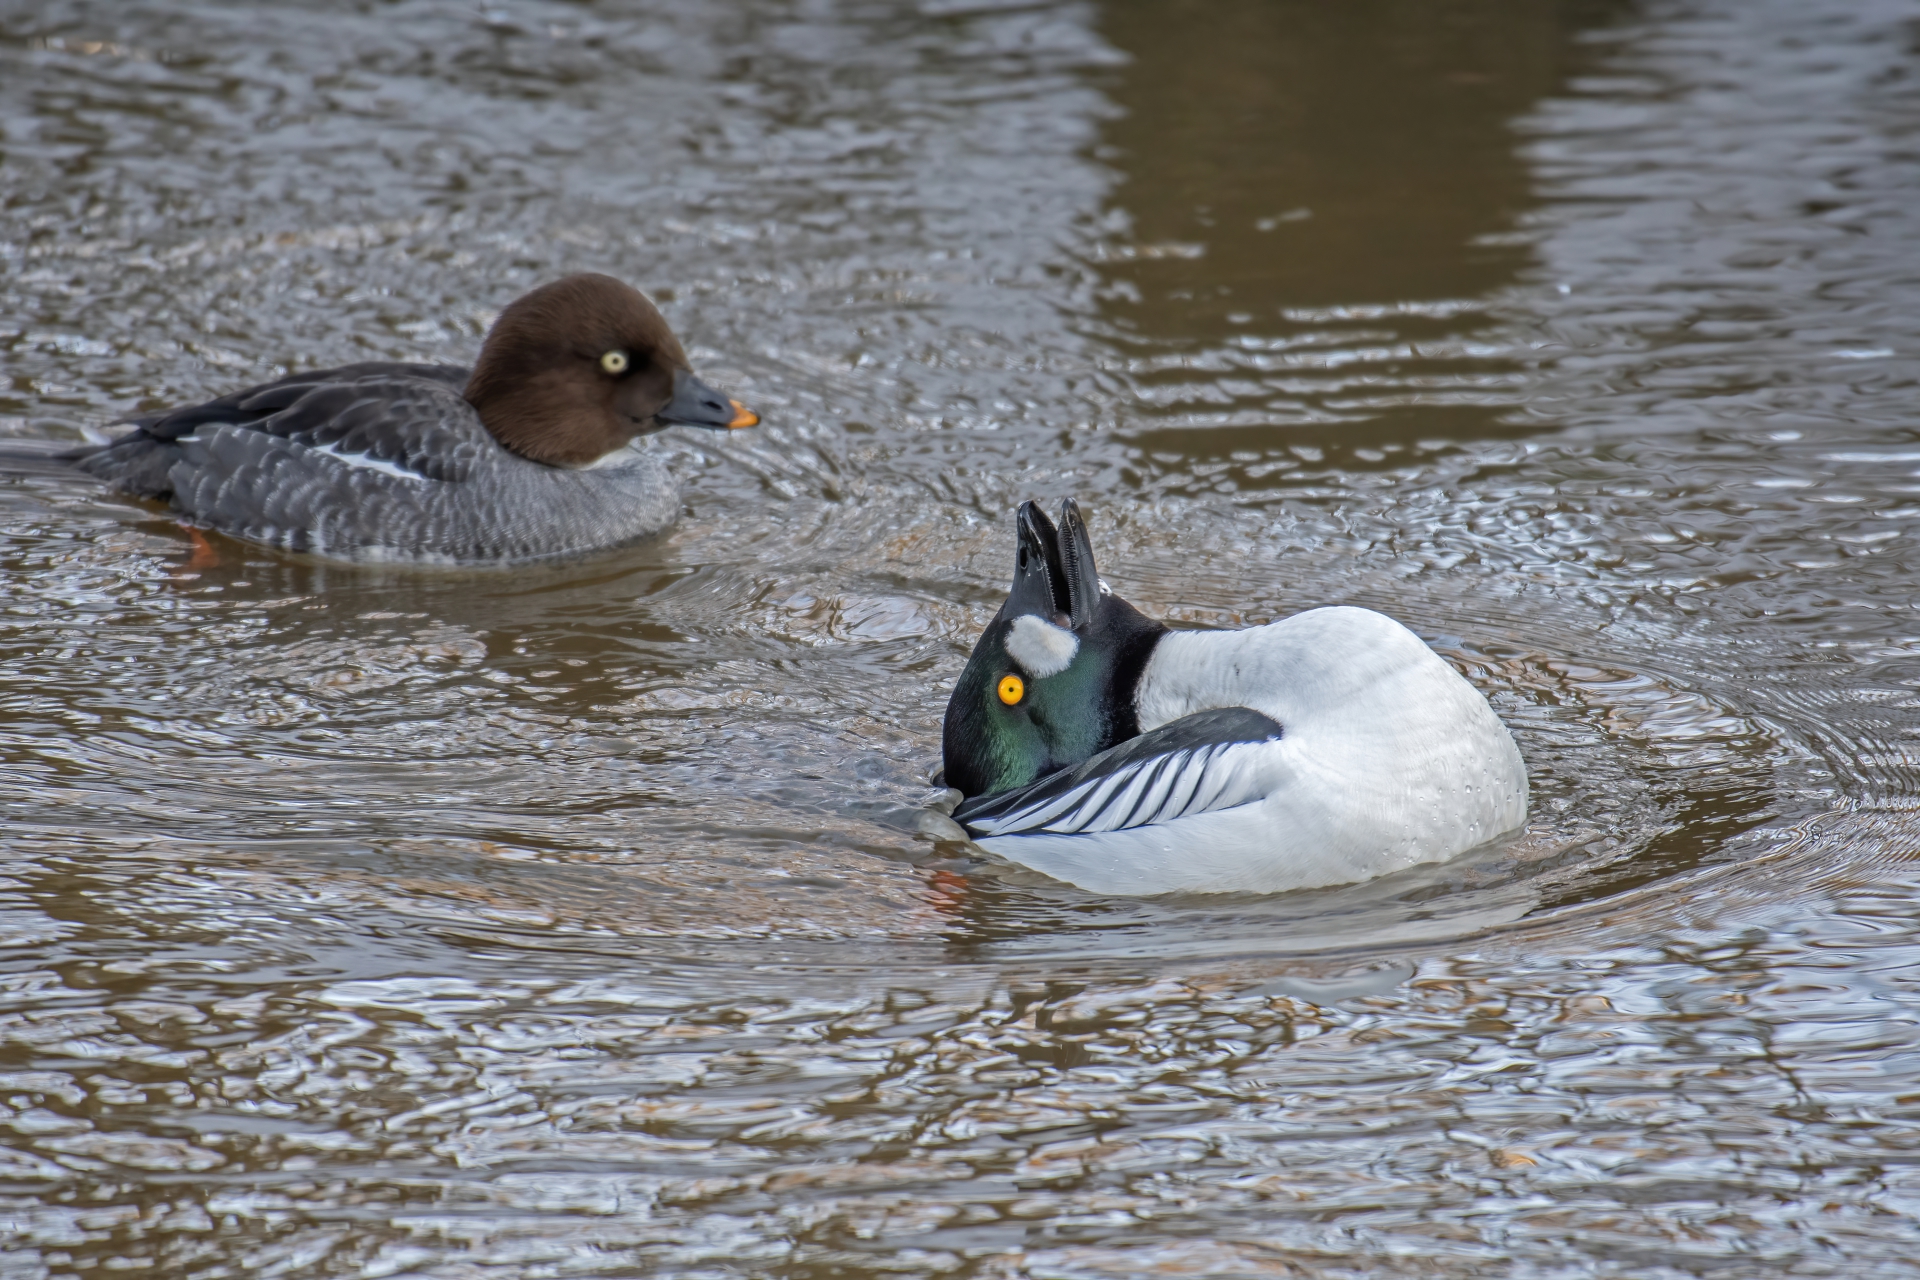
left=941, top=500, right=1528, bottom=895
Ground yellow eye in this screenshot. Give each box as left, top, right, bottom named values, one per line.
left=600, top=349, right=630, bottom=375
left=997, top=674, right=1024, bottom=705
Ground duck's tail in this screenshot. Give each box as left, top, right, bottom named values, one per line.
left=0, top=438, right=102, bottom=480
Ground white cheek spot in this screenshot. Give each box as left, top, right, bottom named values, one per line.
left=1006, top=613, right=1079, bottom=678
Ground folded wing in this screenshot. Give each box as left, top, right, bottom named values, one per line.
left=133, top=363, right=468, bottom=441
left=955, top=706, right=1283, bottom=837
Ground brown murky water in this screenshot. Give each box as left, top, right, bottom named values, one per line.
left=5, top=0, right=1920, bottom=1274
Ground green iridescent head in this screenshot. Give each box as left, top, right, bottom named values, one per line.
left=942, top=499, right=1167, bottom=799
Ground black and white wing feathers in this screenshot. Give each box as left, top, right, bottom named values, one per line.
left=955, top=706, right=1284, bottom=838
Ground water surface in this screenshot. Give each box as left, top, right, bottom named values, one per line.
left=5, top=0, right=1920, bottom=1274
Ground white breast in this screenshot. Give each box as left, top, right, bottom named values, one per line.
left=981, top=606, right=1528, bottom=895
left=578, top=441, right=642, bottom=471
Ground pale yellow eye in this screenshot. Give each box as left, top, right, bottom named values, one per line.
left=997, top=674, right=1024, bottom=705
left=600, top=349, right=630, bottom=375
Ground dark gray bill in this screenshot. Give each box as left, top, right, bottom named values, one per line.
left=659, top=368, right=758, bottom=429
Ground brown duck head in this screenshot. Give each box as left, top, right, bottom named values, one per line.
left=463, top=273, right=756, bottom=468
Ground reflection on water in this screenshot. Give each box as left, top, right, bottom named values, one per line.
left=5, top=0, right=1920, bottom=1273
left=1100, top=0, right=1573, bottom=319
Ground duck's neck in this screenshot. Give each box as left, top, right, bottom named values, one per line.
left=1102, top=616, right=1167, bottom=749
left=1072, top=593, right=1168, bottom=751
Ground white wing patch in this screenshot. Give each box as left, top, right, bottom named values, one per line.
left=963, top=737, right=1277, bottom=837
left=1006, top=614, right=1079, bottom=677
left=306, top=440, right=431, bottom=483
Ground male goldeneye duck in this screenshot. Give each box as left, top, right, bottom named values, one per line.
left=941, top=499, right=1529, bottom=896
left=61, top=273, right=758, bottom=564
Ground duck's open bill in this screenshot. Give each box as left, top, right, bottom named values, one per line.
left=727, top=399, right=759, bottom=429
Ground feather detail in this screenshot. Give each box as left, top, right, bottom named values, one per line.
left=955, top=706, right=1283, bottom=836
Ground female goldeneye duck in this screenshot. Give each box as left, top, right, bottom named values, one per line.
left=63, top=273, right=759, bottom=564
left=941, top=499, right=1529, bottom=896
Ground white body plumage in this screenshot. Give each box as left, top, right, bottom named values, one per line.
left=972, top=606, right=1528, bottom=895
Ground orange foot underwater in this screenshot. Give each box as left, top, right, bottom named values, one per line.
left=926, top=868, right=971, bottom=918
left=180, top=526, right=221, bottom=572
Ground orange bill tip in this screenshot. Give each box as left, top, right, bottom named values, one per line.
left=727, top=399, right=759, bottom=429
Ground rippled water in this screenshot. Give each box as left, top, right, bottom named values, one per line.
left=6, top=0, right=1920, bottom=1274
